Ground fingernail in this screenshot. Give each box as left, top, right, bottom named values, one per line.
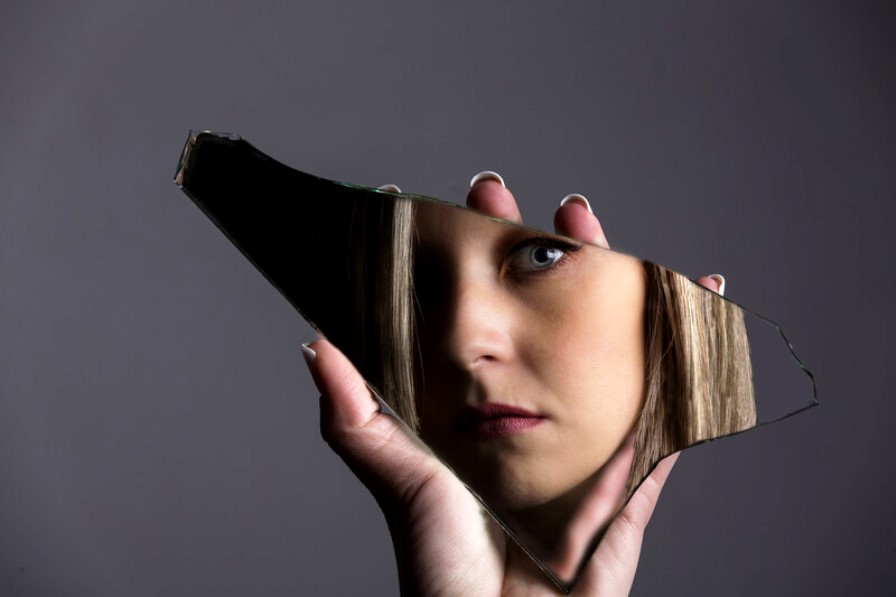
left=376, top=184, right=401, bottom=193
left=469, top=170, right=506, bottom=189
left=708, top=274, right=726, bottom=296
left=301, top=343, right=317, bottom=365
left=560, top=193, right=593, bottom=214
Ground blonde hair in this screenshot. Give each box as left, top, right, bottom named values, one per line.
left=629, top=263, right=756, bottom=496
left=345, top=195, right=419, bottom=426
left=345, top=195, right=755, bottom=496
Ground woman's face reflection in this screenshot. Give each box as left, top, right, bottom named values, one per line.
left=413, top=203, right=647, bottom=510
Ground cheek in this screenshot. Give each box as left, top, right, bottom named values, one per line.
left=556, top=332, right=645, bottom=428
left=528, top=286, right=646, bottom=443
left=530, top=281, right=645, bottom=381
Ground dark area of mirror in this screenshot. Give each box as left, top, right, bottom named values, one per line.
left=175, top=131, right=817, bottom=591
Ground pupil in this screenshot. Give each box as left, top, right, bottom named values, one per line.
left=532, top=246, right=554, bottom=266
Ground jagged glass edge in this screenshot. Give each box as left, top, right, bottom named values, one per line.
left=174, top=130, right=819, bottom=592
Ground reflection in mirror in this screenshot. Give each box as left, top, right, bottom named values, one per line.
left=410, top=202, right=757, bottom=581
left=175, top=131, right=817, bottom=591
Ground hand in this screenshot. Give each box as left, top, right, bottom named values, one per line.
left=303, top=174, right=724, bottom=595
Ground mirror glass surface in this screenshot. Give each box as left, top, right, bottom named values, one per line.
left=175, top=131, right=817, bottom=591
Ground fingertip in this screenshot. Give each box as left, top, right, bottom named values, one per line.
left=469, top=170, right=505, bottom=189
left=553, top=199, right=609, bottom=249
left=467, top=171, right=522, bottom=223
left=559, top=193, right=593, bottom=214
left=708, top=274, right=726, bottom=296
left=301, top=335, right=327, bottom=378
left=301, top=343, right=317, bottom=365
left=645, top=452, right=679, bottom=495
left=305, top=339, right=380, bottom=429
left=655, top=451, right=680, bottom=475
left=695, top=275, right=725, bottom=296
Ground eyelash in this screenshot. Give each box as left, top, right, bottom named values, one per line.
left=504, top=237, right=581, bottom=277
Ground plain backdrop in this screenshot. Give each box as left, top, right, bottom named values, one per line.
left=2, top=1, right=894, bottom=595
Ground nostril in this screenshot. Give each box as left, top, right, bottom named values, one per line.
left=470, top=354, right=498, bottom=366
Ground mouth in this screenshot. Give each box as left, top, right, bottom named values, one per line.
left=453, top=403, right=546, bottom=439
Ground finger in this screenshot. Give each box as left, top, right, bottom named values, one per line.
left=694, top=274, right=726, bottom=296
left=303, top=339, right=378, bottom=428
left=466, top=170, right=523, bottom=223
left=553, top=194, right=610, bottom=250
left=549, top=434, right=636, bottom=581
left=578, top=452, right=679, bottom=595
left=614, top=452, right=679, bottom=533
left=573, top=435, right=636, bottom=535
left=302, top=339, right=444, bottom=506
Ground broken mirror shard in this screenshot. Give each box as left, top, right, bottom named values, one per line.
left=174, top=131, right=818, bottom=592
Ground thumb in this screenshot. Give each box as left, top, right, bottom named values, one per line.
left=302, top=338, right=445, bottom=512
left=576, top=453, right=679, bottom=594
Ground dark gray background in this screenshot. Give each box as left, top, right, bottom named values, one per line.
left=2, top=1, right=893, bottom=595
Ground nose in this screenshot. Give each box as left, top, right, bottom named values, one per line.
left=442, top=274, right=516, bottom=371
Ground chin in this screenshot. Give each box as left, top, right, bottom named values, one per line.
left=478, top=476, right=575, bottom=512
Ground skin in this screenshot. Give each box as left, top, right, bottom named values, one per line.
left=303, top=178, right=722, bottom=595
left=413, top=203, right=647, bottom=511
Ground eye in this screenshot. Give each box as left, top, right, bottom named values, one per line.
left=506, top=239, right=576, bottom=273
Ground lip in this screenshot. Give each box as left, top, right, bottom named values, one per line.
left=453, top=403, right=546, bottom=439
